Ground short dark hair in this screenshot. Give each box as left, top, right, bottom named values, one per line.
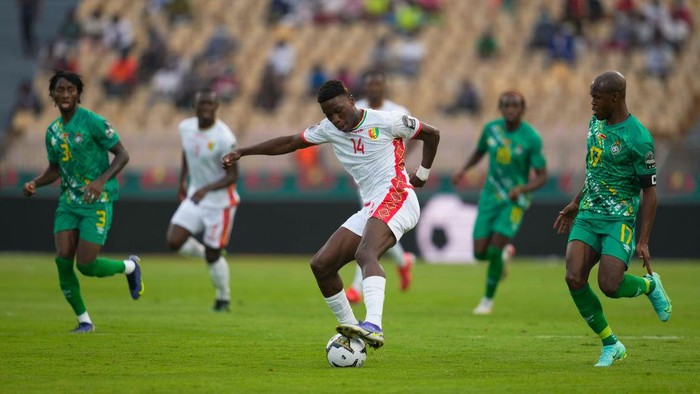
left=499, top=90, right=526, bottom=109
left=49, top=70, right=84, bottom=96
left=317, top=80, right=349, bottom=103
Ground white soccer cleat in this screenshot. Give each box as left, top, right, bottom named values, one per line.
left=473, top=297, right=494, bottom=315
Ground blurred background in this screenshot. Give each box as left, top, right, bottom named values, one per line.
left=0, top=0, right=698, bottom=258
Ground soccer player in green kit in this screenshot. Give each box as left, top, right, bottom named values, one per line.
left=22, top=70, right=143, bottom=333
left=553, top=71, right=672, bottom=367
left=452, top=91, right=547, bottom=315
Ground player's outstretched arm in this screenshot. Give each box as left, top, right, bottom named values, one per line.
left=409, top=122, right=440, bottom=187
left=636, top=185, right=657, bottom=275
left=23, top=163, right=60, bottom=197
left=451, top=150, right=485, bottom=186
left=223, top=134, right=314, bottom=168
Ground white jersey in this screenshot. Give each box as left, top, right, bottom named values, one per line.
left=355, top=98, right=410, bottom=115
left=179, top=117, right=240, bottom=209
left=301, top=109, right=422, bottom=204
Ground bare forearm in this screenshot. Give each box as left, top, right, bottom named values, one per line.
left=33, top=165, right=60, bottom=187
left=240, top=136, right=302, bottom=157
left=97, top=149, right=129, bottom=183
left=419, top=131, right=440, bottom=169
left=521, top=168, right=548, bottom=193
left=637, top=187, right=657, bottom=244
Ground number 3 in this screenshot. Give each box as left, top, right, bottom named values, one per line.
left=96, top=210, right=106, bottom=228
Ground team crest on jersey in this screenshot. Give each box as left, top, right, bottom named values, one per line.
left=368, top=127, right=379, bottom=140
left=610, top=141, right=621, bottom=155
left=401, top=115, right=417, bottom=130
left=74, top=132, right=83, bottom=144
left=208, top=141, right=215, bottom=150
left=645, top=151, right=656, bottom=169
left=105, top=122, right=115, bottom=138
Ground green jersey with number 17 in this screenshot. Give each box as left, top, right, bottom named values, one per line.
left=45, top=107, right=121, bottom=205
left=579, top=114, right=656, bottom=220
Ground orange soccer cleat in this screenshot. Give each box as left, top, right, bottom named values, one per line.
left=397, top=252, right=415, bottom=291
left=345, top=286, right=362, bottom=304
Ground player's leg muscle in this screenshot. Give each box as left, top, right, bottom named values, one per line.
left=565, top=240, right=599, bottom=290
left=55, top=230, right=79, bottom=260
left=311, top=227, right=360, bottom=296
left=166, top=224, right=192, bottom=250
left=597, top=255, right=627, bottom=297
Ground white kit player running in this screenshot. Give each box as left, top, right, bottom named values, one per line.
left=222, top=80, right=440, bottom=348
left=347, top=70, right=416, bottom=304
left=167, top=90, right=240, bottom=312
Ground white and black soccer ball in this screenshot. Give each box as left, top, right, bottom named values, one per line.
left=325, top=334, right=367, bottom=367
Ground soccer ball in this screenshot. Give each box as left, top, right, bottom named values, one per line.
left=325, top=334, right=367, bottom=367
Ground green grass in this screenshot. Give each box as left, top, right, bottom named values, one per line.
left=0, top=254, right=698, bottom=393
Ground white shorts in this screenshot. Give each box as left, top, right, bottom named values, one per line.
left=170, top=199, right=237, bottom=249
left=342, top=188, right=420, bottom=242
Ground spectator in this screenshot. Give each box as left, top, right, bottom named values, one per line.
left=267, top=0, right=292, bottom=25
left=210, top=66, right=239, bottom=103
left=57, top=7, right=82, bottom=47
left=335, top=67, right=355, bottom=93
left=394, top=0, right=425, bottom=35
left=670, top=0, right=692, bottom=30
left=308, top=63, right=328, bottom=97
left=202, top=23, right=238, bottom=60
left=369, top=36, right=392, bottom=71
left=138, top=23, right=168, bottom=82
left=165, top=0, right=193, bottom=26
left=645, top=30, right=674, bottom=81
left=267, top=39, right=295, bottom=77
left=476, top=26, right=499, bottom=59
left=608, top=10, right=636, bottom=51
left=443, top=80, right=481, bottom=116
left=587, top=0, right=605, bottom=22
left=529, top=6, right=555, bottom=50
left=254, top=64, right=283, bottom=112
left=549, top=22, right=577, bottom=65
left=9, top=80, right=43, bottom=135
left=17, top=0, right=41, bottom=57
left=102, top=48, right=138, bottom=99
left=103, top=14, right=134, bottom=53
left=393, top=33, right=425, bottom=77
left=176, top=59, right=209, bottom=109
left=82, top=8, right=106, bottom=48
left=148, top=55, right=185, bottom=106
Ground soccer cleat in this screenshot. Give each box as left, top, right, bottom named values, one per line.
left=126, top=255, right=144, bottom=300
left=337, top=321, right=385, bottom=349
left=594, top=341, right=626, bottom=367
left=645, top=272, right=672, bottom=322
left=345, top=287, right=362, bottom=304
left=213, top=299, right=230, bottom=312
left=70, top=322, right=94, bottom=333
left=397, top=252, right=415, bottom=291
left=473, top=297, right=494, bottom=315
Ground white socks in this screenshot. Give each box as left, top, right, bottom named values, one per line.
left=123, top=259, right=135, bottom=275
left=351, top=265, right=364, bottom=291
left=77, top=311, right=92, bottom=324
left=388, top=242, right=406, bottom=266
left=363, top=276, right=386, bottom=328
left=208, top=257, right=230, bottom=301
left=325, top=290, right=358, bottom=325
left=180, top=237, right=206, bottom=259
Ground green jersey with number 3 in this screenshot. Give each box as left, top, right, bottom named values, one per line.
left=45, top=107, right=121, bottom=205
left=476, top=119, right=546, bottom=208
left=579, top=115, right=656, bottom=219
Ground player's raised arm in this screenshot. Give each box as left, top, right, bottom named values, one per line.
left=222, top=134, right=314, bottom=168
left=23, top=163, right=61, bottom=197
left=409, top=122, right=440, bottom=187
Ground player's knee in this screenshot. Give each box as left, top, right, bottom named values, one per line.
left=564, top=272, right=587, bottom=290
left=76, top=261, right=98, bottom=277
left=474, top=250, right=488, bottom=261
left=598, top=280, right=619, bottom=298
left=354, top=248, right=375, bottom=266
left=310, top=254, right=333, bottom=279
left=166, top=237, right=182, bottom=251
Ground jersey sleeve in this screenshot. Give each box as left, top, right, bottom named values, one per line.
left=476, top=125, right=489, bottom=154
left=45, top=127, right=59, bottom=165
left=300, top=121, right=329, bottom=145
left=631, top=130, right=656, bottom=187
left=391, top=113, right=422, bottom=139
left=90, top=114, right=120, bottom=150
left=529, top=132, right=547, bottom=169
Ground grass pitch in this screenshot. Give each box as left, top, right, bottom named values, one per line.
left=0, top=253, right=698, bottom=393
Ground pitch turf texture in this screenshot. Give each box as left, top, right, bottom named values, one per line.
left=1, top=254, right=698, bottom=393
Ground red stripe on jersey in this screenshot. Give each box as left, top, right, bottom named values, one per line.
left=410, top=122, right=424, bottom=139
left=219, top=208, right=232, bottom=248
left=227, top=184, right=239, bottom=207
left=300, top=130, right=316, bottom=144
left=371, top=138, right=412, bottom=224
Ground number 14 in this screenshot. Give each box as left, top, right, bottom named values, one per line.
left=351, top=138, right=365, bottom=154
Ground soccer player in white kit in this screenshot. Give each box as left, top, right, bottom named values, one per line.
left=222, top=80, right=440, bottom=348
left=167, top=90, right=240, bottom=312
left=346, top=70, right=416, bottom=304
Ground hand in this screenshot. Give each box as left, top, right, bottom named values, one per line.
left=509, top=186, right=523, bottom=202
left=82, top=178, right=105, bottom=203
left=451, top=170, right=466, bottom=186
left=553, top=202, right=579, bottom=234
left=222, top=150, right=241, bottom=168
left=409, top=173, right=426, bottom=188
left=191, top=188, right=208, bottom=204
left=22, top=181, right=37, bottom=197
left=636, top=241, right=653, bottom=275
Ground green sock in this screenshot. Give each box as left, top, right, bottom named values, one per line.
left=55, top=257, right=87, bottom=315
left=484, top=246, right=503, bottom=298
left=77, top=257, right=126, bottom=277
left=611, top=274, right=650, bottom=298
left=570, top=284, right=617, bottom=345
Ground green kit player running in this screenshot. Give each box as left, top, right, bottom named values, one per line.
left=22, top=70, right=143, bottom=333
left=554, top=71, right=672, bottom=367
left=452, top=91, right=547, bottom=315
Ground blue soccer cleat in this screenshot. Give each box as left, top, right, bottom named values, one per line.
left=336, top=320, right=384, bottom=349
left=126, top=255, right=144, bottom=300
left=70, top=322, right=94, bottom=333
left=645, top=272, right=672, bottom=322
left=594, top=341, right=626, bottom=367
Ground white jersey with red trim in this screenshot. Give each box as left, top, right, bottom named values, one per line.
left=355, top=98, right=410, bottom=115
left=301, top=109, right=422, bottom=204
left=179, top=117, right=239, bottom=209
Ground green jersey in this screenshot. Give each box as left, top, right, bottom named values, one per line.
left=45, top=107, right=121, bottom=205
left=476, top=119, right=546, bottom=208
left=579, top=115, right=656, bottom=219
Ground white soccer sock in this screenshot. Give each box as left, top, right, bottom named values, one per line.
left=363, top=276, right=386, bottom=328
left=388, top=242, right=405, bottom=266
left=123, top=259, right=135, bottom=275
left=324, top=290, right=358, bottom=325
left=180, top=237, right=206, bottom=259
left=77, top=311, right=92, bottom=324
left=351, top=265, right=364, bottom=291
left=208, top=257, right=230, bottom=301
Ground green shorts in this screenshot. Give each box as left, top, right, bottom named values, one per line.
left=473, top=201, right=525, bottom=240
left=568, top=216, right=636, bottom=266
left=54, top=201, right=113, bottom=245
